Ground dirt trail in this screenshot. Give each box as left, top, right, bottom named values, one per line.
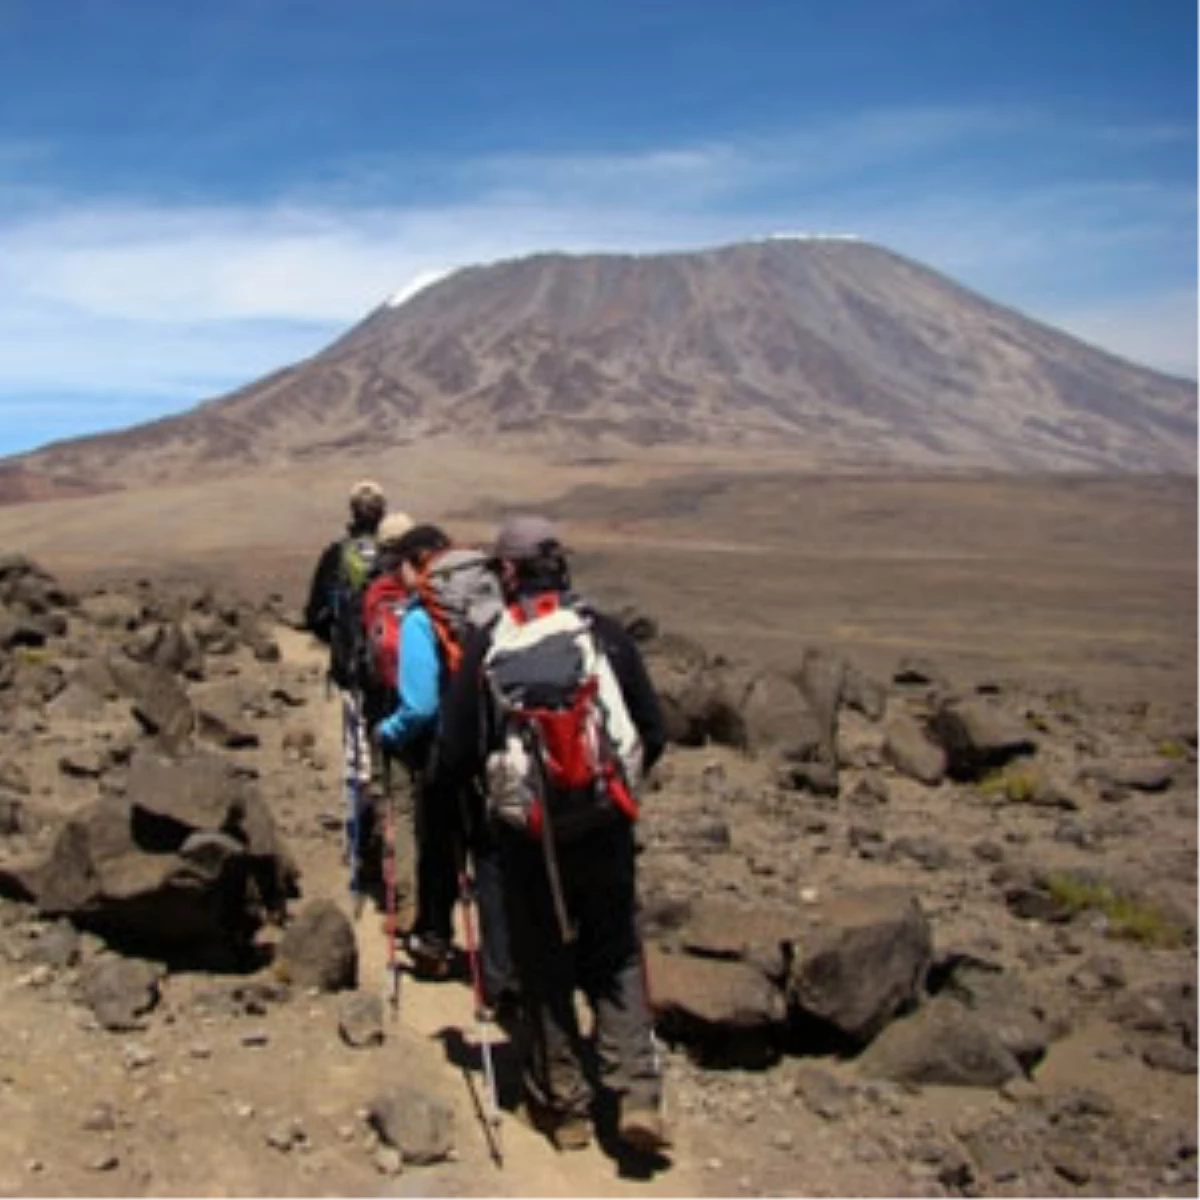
left=281, top=627, right=703, bottom=1197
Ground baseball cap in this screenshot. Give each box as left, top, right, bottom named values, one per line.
left=491, top=514, right=566, bottom=561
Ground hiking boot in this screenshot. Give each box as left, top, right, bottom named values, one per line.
left=406, top=932, right=453, bottom=979
left=618, top=1102, right=672, bottom=1155
left=549, top=1115, right=593, bottom=1152
left=521, top=1103, right=592, bottom=1152
left=479, top=986, right=523, bottom=1029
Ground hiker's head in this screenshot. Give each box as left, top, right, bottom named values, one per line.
left=375, top=510, right=415, bottom=573
left=490, top=513, right=570, bottom=595
left=392, top=523, right=451, bottom=587
left=348, top=479, right=386, bottom=533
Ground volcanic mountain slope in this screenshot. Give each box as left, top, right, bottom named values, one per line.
left=6, top=238, right=1196, bottom=494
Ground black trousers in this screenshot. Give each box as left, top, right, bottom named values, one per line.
left=497, top=820, right=661, bottom=1120
left=411, top=768, right=458, bottom=946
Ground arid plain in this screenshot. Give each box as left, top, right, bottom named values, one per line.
left=0, top=448, right=1195, bottom=1197
left=3, top=448, right=1193, bottom=709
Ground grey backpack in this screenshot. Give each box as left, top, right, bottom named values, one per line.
left=416, top=547, right=504, bottom=675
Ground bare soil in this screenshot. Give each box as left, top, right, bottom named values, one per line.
left=0, top=458, right=1194, bottom=1197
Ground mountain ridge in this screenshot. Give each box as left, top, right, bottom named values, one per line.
left=4, top=238, right=1195, bottom=500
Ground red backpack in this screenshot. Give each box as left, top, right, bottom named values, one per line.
left=362, top=574, right=410, bottom=695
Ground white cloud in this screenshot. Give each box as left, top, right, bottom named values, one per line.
left=0, top=102, right=1193, bottom=453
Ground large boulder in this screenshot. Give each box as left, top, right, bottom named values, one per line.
left=647, top=946, right=786, bottom=1067
left=109, top=659, right=195, bottom=753
left=857, top=995, right=1024, bottom=1087
left=651, top=664, right=748, bottom=747
left=883, top=712, right=947, bottom=785
left=192, top=679, right=262, bottom=749
left=275, top=899, right=357, bottom=991
left=932, top=955, right=1055, bottom=1071
left=795, top=648, right=847, bottom=750
left=928, top=697, right=1037, bottom=781
left=742, top=670, right=820, bottom=756
left=788, top=887, right=933, bottom=1045
left=0, top=751, right=298, bottom=964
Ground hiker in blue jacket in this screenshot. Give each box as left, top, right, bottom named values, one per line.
left=373, top=523, right=459, bottom=978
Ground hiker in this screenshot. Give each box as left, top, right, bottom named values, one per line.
left=303, top=481, right=402, bottom=899
left=372, top=523, right=461, bottom=978
left=440, top=514, right=670, bottom=1156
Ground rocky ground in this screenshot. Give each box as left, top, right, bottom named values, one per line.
left=0, top=552, right=1194, bottom=1197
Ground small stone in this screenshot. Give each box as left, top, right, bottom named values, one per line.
left=234, top=1102, right=255, bottom=1119
left=122, top=1044, right=156, bottom=1071
left=706, top=1158, right=723, bottom=1170
left=17, top=966, right=54, bottom=988
left=89, top=1154, right=119, bottom=1172
left=240, top=1030, right=270, bottom=1047
left=82, top=1103, right=117, bottom=1133
left=266, top=1124, right=298, bottom=1152
left=799, top=887, right=819, bottom=904
left=999, top=1077, right=1040, bottom=1103
left=188, top=1044, right=212, bottom=1059
left=374, top=1146, right=403, bottom=1176
left=772, top=1131, right=795, bottom=1151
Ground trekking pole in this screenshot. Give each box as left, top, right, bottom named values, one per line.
left=346, top=692, right=367, bottom=917
left=457, top=842, right=504, bottom=1168
left=381, top=755, right=402, bottom=1016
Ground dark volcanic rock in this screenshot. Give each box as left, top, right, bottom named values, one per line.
left=928, top=697, right=1037, bottom=781
left=858, top=995, right=1024, bottom=1087
left=79, top=956, right=163, bottom=1031
left=647, top=945, right=786, bottom=1066
left=0, top=752, right=297, bottom=963
left=931, top=955, right=1054, bottom=1071
left=882, top=713, right=947, bottom=785
left=275, top=899, right=357, bottom=991
left=789, top=887, right=932, bottom=1044
left=368, top=1085, right=455, bottom=1165
left=110, top=660, right=195, bottom=752
left=742, top=670, right=820, bottom=755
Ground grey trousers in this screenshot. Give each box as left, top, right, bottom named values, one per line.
left=498, top=820, right=661, bottom=1120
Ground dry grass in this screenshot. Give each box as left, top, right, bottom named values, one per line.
left=1043, top=873, right=1189, bottom=948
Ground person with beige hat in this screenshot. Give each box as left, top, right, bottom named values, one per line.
left=303, top=481, right=407, bottom=901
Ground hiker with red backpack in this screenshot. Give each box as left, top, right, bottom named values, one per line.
left=372, top=523, right=473, bottom=978
left=440, top=514, right=671, bottom=1157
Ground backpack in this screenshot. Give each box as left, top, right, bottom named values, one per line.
left=482, top=594, right=643, bottom=843
left=362, top=573, right=410, bottom=698
left=328, top=535, right=379, bottom=690
left=414, top=547, right=504, bottom=677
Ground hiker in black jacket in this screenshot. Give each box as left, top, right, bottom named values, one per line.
left=303, top=480, right=389, bottom=660
left=303, top=482, right=409, bottom=902
left=441, top=514, right=670, bottom=1157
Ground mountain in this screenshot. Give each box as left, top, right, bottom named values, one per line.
left=4, top=239, right=1195, bottom=497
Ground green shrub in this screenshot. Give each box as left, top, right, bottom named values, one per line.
left=1155, top=738, right=1190, bottom=761
left=977, top=764, right=1040, bottom=803
left=1043, top=873, right=1187, bottom=949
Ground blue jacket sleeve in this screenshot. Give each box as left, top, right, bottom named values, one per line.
left=376, top=607, right=441, bottom=749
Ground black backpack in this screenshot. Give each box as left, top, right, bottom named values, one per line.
left=328, top=535, right=379, bottom=691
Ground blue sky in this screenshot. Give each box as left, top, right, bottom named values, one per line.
left=0, top=0, right=1195, bottom=456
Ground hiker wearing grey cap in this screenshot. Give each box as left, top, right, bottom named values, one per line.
left=303, top=481, right=391, bottom=905
left=441, top=514, right=670, bottom=1157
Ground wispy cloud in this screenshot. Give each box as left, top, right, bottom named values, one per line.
left=0, top=103, right=1194, bottom=454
